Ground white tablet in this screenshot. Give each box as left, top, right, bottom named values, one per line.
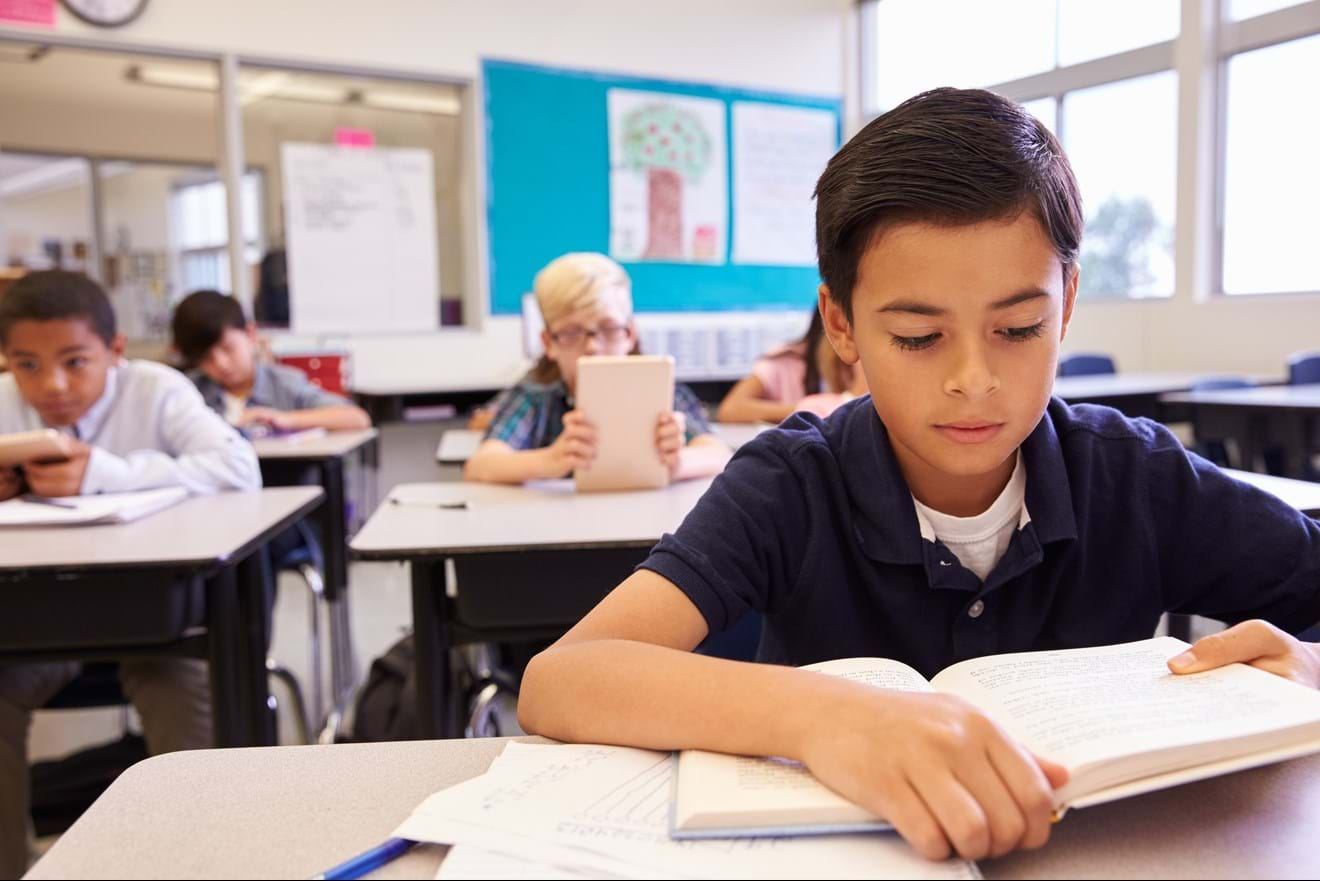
left=0, top=429, right=73, bottom=467
left=574, top=355, right=675, bottom=493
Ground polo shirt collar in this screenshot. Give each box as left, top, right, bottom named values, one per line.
left=843, top=398, right=1078, bottom=566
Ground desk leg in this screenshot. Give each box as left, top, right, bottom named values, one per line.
left=236, top=548, right=278, bottom=746
left=410, top=559, right=451, bottom=739
left=205, top=568, right=245, bottom=748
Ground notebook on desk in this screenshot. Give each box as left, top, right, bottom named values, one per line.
left=0, top=487, right=189, bottom=527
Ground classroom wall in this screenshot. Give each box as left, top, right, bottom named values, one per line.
left=5, top=0, right=856, bottom=387
left=10, top=1, right=1313, bottom=381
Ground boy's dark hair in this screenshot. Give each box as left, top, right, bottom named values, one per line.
left=172, top=289, right=248, bottom=366
left=0, top=270, right=117, bottom=347
left=814, top=88, right=1084, bottom=320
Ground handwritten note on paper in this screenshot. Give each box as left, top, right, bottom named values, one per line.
left=398, top=743, right=977, bottom=880
left=731, top=102, right=838, bottom=267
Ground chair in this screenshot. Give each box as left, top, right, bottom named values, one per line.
left=1187, top=377, right=1254, bottom=468
left=1057, top=353, right=1117, bottom=377
left=1287, top=351, right=1320, bottom=386
left=265, top=518, right=326, bottom=742
left=1286, top=352, right=1320, bottom=479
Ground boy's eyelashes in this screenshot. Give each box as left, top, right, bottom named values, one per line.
left=888, top=322, right=1048, bottom=352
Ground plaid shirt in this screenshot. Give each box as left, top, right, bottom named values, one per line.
left=485, top=377, right=712, bottom=451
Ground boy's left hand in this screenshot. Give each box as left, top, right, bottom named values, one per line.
left=656, top=411, right=687, bottom=478
left=24, top=439, right=92, bottom=498
left=238, top=407, right=295, bottom=431
left=1168, top=619, right=1320, bottom=689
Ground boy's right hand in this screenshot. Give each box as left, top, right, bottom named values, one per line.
left=798, top=687, right=1068, bottom=862
left=542, top=410, right=598, bottom=478
left=0, top=467, right=21, bottom=502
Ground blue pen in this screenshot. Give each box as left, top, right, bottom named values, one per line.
left=312, top=837, right=417, bottom=880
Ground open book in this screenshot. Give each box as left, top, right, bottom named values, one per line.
left=0, top=487, right=189, bottom=527
left=671, top=636, right=1320, bottom=839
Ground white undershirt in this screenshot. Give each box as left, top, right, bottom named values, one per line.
left=221, top=391, right=248, bottom=425
left=911, top=452, right=1028, bottom=582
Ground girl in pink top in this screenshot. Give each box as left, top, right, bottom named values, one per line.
left=717, top=311, right=854, bottom=423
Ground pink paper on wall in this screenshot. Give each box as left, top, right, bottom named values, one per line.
left=0, top=0, right=55, bottom=27
left=334, top=128, right=376, bottom=148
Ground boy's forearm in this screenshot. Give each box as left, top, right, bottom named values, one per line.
left=674, top=437, right=732, bottom=481
left=717, top=398, right=794, bottom=425
left=464, top=447, right=555, bottom=484
left=519, top=638, right=847, bottom=763
left=287, top=406, right=371, bottom=431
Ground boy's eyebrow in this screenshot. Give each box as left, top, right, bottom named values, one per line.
left=989, top=289, right=1052, bottom=310
left=877, top=288, right=1052, bottom=316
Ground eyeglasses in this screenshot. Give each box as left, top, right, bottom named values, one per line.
left=548, top=323, right=631, bottom=348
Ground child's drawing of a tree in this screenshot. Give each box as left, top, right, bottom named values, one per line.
left=622, top=103, right=713, bottom=259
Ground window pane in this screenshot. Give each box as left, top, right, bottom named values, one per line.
left=1058, top=0, right=1180, bottom=66
left=1062, top=71, right=1177, bottom=298
left=1222, top=34, right=1320, bottom=295
left=872, top=0, right=1055, bottom=110
left=1020, top=97, right=1057, bottom=134
left=0, top=152, right=93, bottom=273
left=1227, top=0, right=1310, bottom=20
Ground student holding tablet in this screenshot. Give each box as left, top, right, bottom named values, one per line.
left=464, top=253, right=730, bottom=485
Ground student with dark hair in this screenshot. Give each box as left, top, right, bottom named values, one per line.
left=171, top=289, right=369, bottom=433
left=0, top=270, right=260, bottom=877
left=515, top=89, right=1320, bottom=861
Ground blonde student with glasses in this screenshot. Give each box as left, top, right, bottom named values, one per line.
left=464, top=253, right=730, bottom=485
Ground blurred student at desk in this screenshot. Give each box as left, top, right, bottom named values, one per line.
left=464, top=253, right=730, bottom=485
left=717, top=309, right=859, bottom=425
left=171, top=289, right=370, bottom=434
left=0, top=270, right=260, bottom=878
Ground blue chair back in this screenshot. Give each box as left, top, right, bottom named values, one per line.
left=1287, top=352, right=1320, bottom=385
left=1058, top=353, right=1117, bottom=377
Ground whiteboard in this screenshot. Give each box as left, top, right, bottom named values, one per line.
left=282, top=143, right=439, bottom=335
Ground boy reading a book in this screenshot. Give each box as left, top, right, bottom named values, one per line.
left=170, top=289, right=371, bottom=434
left=0, top=270, right=262, bottom=877
left=517, top=89, right=1320, bottom=862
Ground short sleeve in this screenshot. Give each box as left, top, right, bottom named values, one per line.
left=638, top=436, right=812, bottom=633
left=674, top=383, right=713, bottom=442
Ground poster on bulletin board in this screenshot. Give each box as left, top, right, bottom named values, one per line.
left=482, top=59, right=842, bottom=316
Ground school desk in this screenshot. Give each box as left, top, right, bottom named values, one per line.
left=1162, top=384, right=1320, bottom=478
left=0, top=486, right=323, bottom=747
left=350, top=478, right=713, bottom=738
left=26, top=735, right=1320, bottom=879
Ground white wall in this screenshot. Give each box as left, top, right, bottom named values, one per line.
left=4, top=0, right=856, bottom=387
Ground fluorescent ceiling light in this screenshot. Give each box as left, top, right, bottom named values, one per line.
left=127, top=64, right=456, bottom=115
left=361, top=90, right=461, bottom=115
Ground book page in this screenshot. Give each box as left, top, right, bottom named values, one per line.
left=930, top=637, right=1320, bottom=798
left=401, top=742, right=978, bottom=880
left=674, top=658, right=933, bottom=832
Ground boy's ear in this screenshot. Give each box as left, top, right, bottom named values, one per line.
left=1059, top=265, right=1080, bottom=343
left=540, top=328, right=555, bottom=359
left=818, top=285, right=859, bottom=365
left=109, top=333, right=127, bottom=360
left=245, top=322, right=260, bottom=342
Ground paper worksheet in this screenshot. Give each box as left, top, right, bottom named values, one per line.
left=398, top=742, right=978, bottom=880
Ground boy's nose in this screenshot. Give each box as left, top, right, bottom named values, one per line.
left=944, top=345, right=1000, bottom=399
left=44, top=370, right=69, bottom=394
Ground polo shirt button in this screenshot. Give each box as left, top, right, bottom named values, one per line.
left=968, top=600, right=985, bottom=619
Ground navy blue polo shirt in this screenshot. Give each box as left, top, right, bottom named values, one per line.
left=640, top=397, right=1320, bottom=680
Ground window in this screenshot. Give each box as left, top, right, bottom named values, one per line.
left=1063, top=72, right=1177, bottom=298
left=171, top=171, right=263, bottom=296
left=862, top=0, right=1180, bottom=299
left=1220, top=28, right=1320, bottom=295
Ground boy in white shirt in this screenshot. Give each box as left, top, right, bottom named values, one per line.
left=0, top=270, right=261, bottom=877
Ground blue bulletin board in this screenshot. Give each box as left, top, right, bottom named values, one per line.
left=483, top=59, right=842, bottom=316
